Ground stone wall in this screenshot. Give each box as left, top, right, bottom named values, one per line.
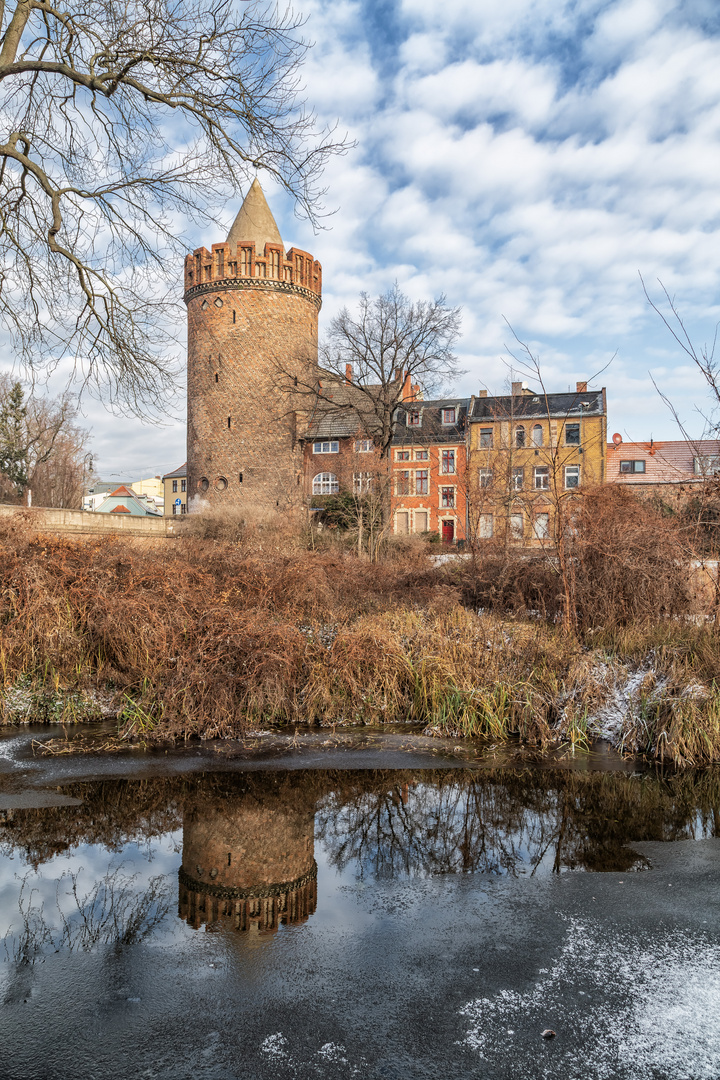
left=0, top=504, right=176, bottom=537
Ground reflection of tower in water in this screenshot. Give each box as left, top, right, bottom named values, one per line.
left=178, top=786, right=317, bottom=935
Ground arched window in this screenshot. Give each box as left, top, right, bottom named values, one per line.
left=313, top=472, right=339, bottom=495
left=516, top=426, right=525, bottom=447
left=532, top=424, right=543, bottom=447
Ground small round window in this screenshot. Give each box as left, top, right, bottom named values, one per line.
left=198, top=477, right=209, bottom=492
left=214, top=297, right=223, bottom=308
left=215, top=476, right=228, bottom=491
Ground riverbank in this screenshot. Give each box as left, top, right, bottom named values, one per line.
left=1, top=516, right=719, bottom=767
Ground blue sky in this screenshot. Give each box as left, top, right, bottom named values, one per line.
left=50, top=0, right=720, bottom=478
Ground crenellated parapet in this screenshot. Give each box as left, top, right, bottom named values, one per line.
left=178, top=863, right=318, bottom=934
left=184, top=240, right=322, bottom=307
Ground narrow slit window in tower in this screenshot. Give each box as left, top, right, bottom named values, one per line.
left=233, top=310, right=236, bottom=323
left=215, top=373, right=218, bottom=383
left=227, top=416, right=231, bottom=429
left=239, top=472, right=243, bottom=483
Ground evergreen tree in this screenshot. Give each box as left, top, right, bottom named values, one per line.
left=0, top=382, right=28, bottom=494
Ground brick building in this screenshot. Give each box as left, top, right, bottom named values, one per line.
left=607, top=438, right=720, bottom=498
left=391, top=398, right=470, bottom=542
left=162, top=463, right=188, bottom=516
left=185, top=180, right=321, bottom=514
left=467, top=382, right=607, bottom=545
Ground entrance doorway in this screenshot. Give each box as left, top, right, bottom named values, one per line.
left=441, top=519, right=455, bottom=544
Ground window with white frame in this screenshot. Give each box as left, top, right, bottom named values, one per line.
left=565, top=422, right=580, bottom=446
left=312, top=472, right=339, bottom=494
left=407, top=410, right=421, bottom=427
left=479, top=468, right=493, bottom=489
left=441, top=449, right=456, bottom=474
left=512, top=466, right=524, bottom=491
left=354, top=439, right=373, bottom=453
left=510, top=513, right=524, bottom=539
left=533, top=512, right=550, bottom=540
left=353, top=472, right=373, bottom=493
left=441, top=486, right=455, bottom=508
left=532, top=424, right=543, bottom=447
left=415, top=469, right=429, bottom=495
left=534, top=466, right=549, bottom=490
left=694, top=455, right=720, bottom=475
left=565, top=464, right=580, bottom=489
left=396, top=470, right=411, bottom=496
left=478, top=514, right=493, bottom=538
left=620, top=459, right=646, bottom=474
left=415, top=449, right=429, bottom=460
left=396, top=449, right=410, bottom=461
left=442, top=407, right=456, bottom=424
left=313, top=440, right=339, bottom=454
left=479, top=428, right=493, bottom=448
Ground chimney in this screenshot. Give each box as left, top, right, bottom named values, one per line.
left=576, top=381, right=587, bottom=393
left=478, top=389, right=488, bottom=398
left=345, top=363, right=353, bottom=385
left=512, top=381, right=522, bottom=396
left=401, top=370, right=413, bottom=401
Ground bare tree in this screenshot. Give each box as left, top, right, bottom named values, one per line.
left=0, top=376, right=92, bottom=505
left=288, top=285, right=463, bottom=460
left=0, top=0, right=347, bottom=413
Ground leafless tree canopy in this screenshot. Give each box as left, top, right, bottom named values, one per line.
left=316, top=285, right=463, bottom=456
left=0, top=375, right=92, bottom=505
left=0, top=0, right=346, bottom=412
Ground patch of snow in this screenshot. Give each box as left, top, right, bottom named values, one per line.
left=461, top=918, right=720, bottom=1078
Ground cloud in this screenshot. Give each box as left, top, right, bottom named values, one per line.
left=8, top=0, right=720, bottom=479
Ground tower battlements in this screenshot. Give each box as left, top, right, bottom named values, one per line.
left=184, top=241, right=322, bottom=306
left=185, top=178, right=321, bottom=512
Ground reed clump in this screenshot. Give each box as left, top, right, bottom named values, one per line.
left=3, top=502, right=720, bottom=766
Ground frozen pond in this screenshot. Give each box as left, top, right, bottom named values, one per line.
left=0, top=726, right=719, bottom=1078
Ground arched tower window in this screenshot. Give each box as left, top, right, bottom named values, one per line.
left=313, top=473, right=339, bottom=495
left=532, top=424, right=543, bottom=447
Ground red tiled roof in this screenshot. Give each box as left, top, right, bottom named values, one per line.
left=109, top=485, right=137, bottom=497
left=607, top=439, right=720, bottom=484
left=110, top=504, right=131, bottom=513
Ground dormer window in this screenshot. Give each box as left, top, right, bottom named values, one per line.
left=442, top=407, right=456, bottom=424
left=407, top=410, right=421, bottom=427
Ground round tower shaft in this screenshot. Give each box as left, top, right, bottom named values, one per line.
left=184, top=180, right=322, bottom=512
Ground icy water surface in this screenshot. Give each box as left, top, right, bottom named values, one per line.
left=0, top=728, right=719, bottom=1079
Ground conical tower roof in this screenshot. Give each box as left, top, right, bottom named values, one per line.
left=227, top=179, right=283, bottom=251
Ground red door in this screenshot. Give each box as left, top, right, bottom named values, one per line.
left=441, top=519, right=454, bottom=544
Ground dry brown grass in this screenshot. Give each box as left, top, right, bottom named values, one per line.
left=3, top=498, right=720, bottom=766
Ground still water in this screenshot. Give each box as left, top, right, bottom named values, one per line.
left=1, top=731, right=719, bottom=1079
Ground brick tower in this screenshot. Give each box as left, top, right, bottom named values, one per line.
left=184, top=180, right=322, bottom=512
left=178, top=786, right=317, bottom=935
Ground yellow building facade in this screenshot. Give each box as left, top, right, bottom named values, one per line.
left=467, top=382, right=607, bottom=546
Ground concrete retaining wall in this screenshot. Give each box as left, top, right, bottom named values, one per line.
left=0, top=504, right=178, bottom=538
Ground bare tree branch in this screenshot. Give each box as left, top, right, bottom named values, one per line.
left=0, top=0, right=350, bottom=414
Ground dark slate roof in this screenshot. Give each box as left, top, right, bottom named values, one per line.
left=162, top=462, right=187, bottom=480
left=392, top=399, right=470, bottom=444
left=470, top=390, right=605, bottom=420
left=300, top=381, right=384, bottom=440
